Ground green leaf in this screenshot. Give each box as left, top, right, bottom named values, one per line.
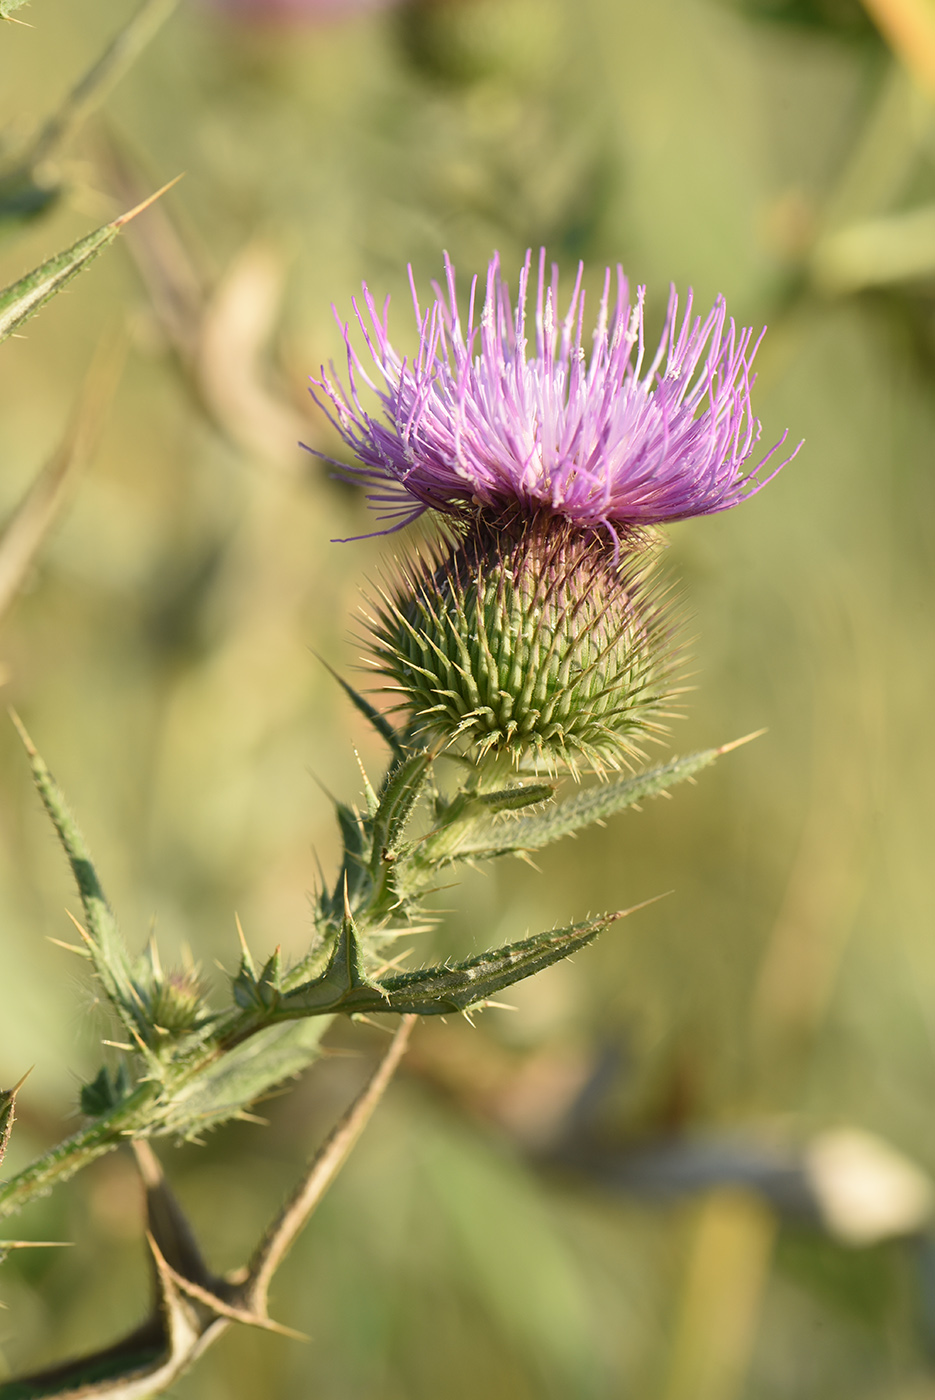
left=232, top=940, right=280, bottom=1013
left=477, top=782, right=557, bottom=812
left=422, top=738, right=760, bottom=864
left=158, top=1018, right=330, bottom=1139
left=0, top=180, right=179, bottom=344
left=333, top=801, right=369, bottom=907
left=368, top=748, right=432, bottom=868
left=79, top=1063, right=131, bottom=1118
left=281, top=901, right=384, bottom=1015
left=11, top=712, right=144, bottom=1039
left=0, top=0, right=30, bottom=20
left=340, top=911, right=626, bottom=1016
left=278, top=910, right=627, bottom=1020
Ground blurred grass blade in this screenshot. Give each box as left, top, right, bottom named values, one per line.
left=28, top=0, right=180, bottom=169
left=97, top=131, right=206, bottom=361
left=0, top=336, right=124, bottom=627
left=8, top=713, right=144, bottom=1038
left=99, top=137, right=316, bottom=469
left=0, top=0, right=30, bottom=21
left=0, top=179, right=181, bottom=345
left=812, top=202, right=935, bottom=292
left=0, top=1241, right=71, bottom=1255
left=860, top=0, right=935, bottom=97
left=243, top=1016, right=415, bottom=1313
left=426, top=737, right=761, bottom=864
left=0, top=0, right=180, bottom=224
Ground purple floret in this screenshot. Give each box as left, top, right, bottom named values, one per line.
left=310, top=250, right=798, bottom=542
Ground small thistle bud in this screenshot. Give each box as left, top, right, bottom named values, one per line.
left=148, top=968, right=206, bottom=1036
left=365, top=511, right=679, bottom=772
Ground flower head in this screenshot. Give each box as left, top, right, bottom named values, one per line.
left=311, top=249, right=797, bottom=543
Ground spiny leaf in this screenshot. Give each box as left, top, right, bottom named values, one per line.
left=0, top=179, right=180, bottom=345
left=157, top=1018, right=330, bottom=1139
left=333, top=801, right=369, bottom=908
left=79, top=1063, right=131, bottom=1118
left=277, top=910, right=627, bottom=1021
left=232, top=945, right=284, bottom=1012
left=281, top=899, right=384, bottom=1015
left=477, top=782, right=556, bottom=812
left=316, top=653, right=405, bottom=758
left=242, top=946, right=283, bottom=1012
left=424, top=738, right=761, bottom=863
left=10, top=712, right=143, bottom=1038
left=338, top=911, right=627, bottom=1016
left=0, top=1071, right=29, bottom=1169
left=368, top=748, right=431, bottom=870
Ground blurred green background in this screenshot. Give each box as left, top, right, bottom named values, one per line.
left=4, top=0, right=935, bottom=1394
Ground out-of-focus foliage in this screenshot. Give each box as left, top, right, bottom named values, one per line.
left=3, top=0, right=935, bottom=1396
left=724, top=0, right=879, bottom=39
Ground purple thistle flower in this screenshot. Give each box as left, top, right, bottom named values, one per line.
left=311, top=250, right=799, bottom=544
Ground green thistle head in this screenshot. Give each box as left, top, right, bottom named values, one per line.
left=363, top=511, right=680, bottom=773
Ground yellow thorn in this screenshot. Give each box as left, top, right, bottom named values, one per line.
left=64, top=909, right=94, bottom=946
left=0, top=1239, right=72, bottom=1249
left=112, top=173, right=185, bottom=228
left=47, top=936, right=89, bottom=957
left=716, top=729, right=767, bottom=756
left=7, top=706, right=36, bottom=757
left=613, top=891, right=674, bottom=921
left=3, top=1067, right=33, bottom=1097
left=234, top=912, right=250, bottom=959
left=146, top=933, right=163, bottom=981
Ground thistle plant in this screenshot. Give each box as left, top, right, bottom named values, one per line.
left=0, top=245, right=796, bottom=1398
left=314, top=249, right=798, bottom=771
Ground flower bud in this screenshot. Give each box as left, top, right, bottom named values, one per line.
left=364, top=511, right=679, bottom=773
left=148, top=968, right=207, bottom=1037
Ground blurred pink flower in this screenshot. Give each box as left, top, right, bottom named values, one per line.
left=203, top=0, right=396, bottom=25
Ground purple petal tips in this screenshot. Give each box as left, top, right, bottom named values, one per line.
left=310, top=250, right=799, bottom=540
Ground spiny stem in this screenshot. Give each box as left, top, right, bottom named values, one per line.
left=0, top=1082, right=157, bottom=1221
